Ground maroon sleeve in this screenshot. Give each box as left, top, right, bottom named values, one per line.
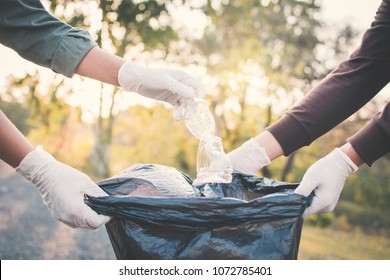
left=348, top=102, right=390, bottom=166
left=267, top=0, right=390, bottom=165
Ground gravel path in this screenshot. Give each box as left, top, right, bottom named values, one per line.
left=0, top=162, right=116, bottom=260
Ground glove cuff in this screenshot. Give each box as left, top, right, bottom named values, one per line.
left=118, top=61, right=142, bottom=92
left=15, top=147, right=56, bottom=182
left=334, top=148, right=358, bottom=174
left=231, top=138, right=271, bottom=174
left=247, top=138, right=271, bottom=164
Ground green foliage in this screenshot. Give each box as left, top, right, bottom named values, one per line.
left=2, top=72, right=87, bottom=169
left=304, top=213, right=334, bottom=228
left=3, top=1, right=388, bottom=237
left=200, top=0, right=323, bottom=77
left=299, top=225, right=390, bottom=259
left=198, top=0, right=327, bottom=86
left=335, top=161, right=390, bottom=235
left=0, top=98, right=32, bottom=135
left=291, top=117, right=390, bottom=235
left=47, top=0, right=182, bottom=178
left=193, top=0, right=356, bottom=180
left=116, top=0, right=177, bottom=50
left=110, top=103, right=198, bottom=178
left=5, top=74, right=74, bottom=132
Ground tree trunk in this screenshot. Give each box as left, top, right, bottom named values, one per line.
left=260, top=104, right=273, bottom=178
left=281, top=152, right=297, bottom=182
left=87, top=86, right=118, bottom=179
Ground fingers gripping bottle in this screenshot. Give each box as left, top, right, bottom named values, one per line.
left=175, top=99, right=233, bottom=186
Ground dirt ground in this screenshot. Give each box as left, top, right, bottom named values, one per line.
left=0, top=161, right=116, bottom=260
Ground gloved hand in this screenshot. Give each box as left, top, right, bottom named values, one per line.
left=227, top=138, right=271, bottom=175
left=294, top=148, right=358, bottom=218
left=118, top=61, right=205, bottom=108
left=16, top=148, right=111, bottom=229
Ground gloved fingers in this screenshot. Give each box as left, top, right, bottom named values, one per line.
left=172, top=71, right=206, bottom=98
left=294, top=183, right=312, bottom=197
left=173, top=102, right=186, bottom=120
left=301, top=195, right=325, bottom=219
left=295, top=176, right=321, bottom=218
left=294, top=174, right=319, bottom=197
left=81, top=184, right=112, bottom=229
left=227, top=149, right=258, bottom=175
left=84, top=183, right=109, bottom=197
left=161, top=93, right=193, bottom=109
left=61, top=208, right=111, bottom=229
left=227, top=138, right=270, bottom=175
left=168, top=78, right=197, bottom=98
left=301, top=207, right=311, bottom=219
left=321, top=200, right=338, bottom=213
left=82, top=209, right=112, bottom=230
left=301, top=185, right=340, bottom=218
left=47, top=194, right=110, bottom=229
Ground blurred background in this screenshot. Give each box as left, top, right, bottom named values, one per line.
left=0, top=0, right=389, bottom=259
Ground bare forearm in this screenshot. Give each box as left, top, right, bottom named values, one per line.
left=75, top=47, right=126, bottom=86
left=253, top=130, right=284, bottom=161
left=0, top=111, right=34, bottom=168
left=340, top=142, right=364, bottom=167
left=251, top=130, right=365, bottom=168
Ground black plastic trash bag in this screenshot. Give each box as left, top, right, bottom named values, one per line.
left=87, top=164, right=311, bottom=260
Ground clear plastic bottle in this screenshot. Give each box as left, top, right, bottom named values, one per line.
left=194, top=134, right=233, bottom=186
left=177, top=99, right=233, bottom=186
left=181, top=100, right=214, bottom=139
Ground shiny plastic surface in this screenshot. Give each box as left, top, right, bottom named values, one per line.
left=182, top=100, right=215, bottom=139
left=177, top=99, right=233, bottom=185
left=87, top=164, right=311, bottom=260
left=193, top=135, right=233, bottom=186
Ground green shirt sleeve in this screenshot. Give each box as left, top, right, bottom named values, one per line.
left=0, top=0, right=97, bottom=77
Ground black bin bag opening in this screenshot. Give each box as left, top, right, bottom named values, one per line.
left=86, top=164, right=311, bottom=260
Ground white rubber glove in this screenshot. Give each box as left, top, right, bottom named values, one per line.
left=294, top=148, right=358, bottom=219
left=15, top=148, right=111, bottom=229
left=227, top=138, right=271, bottom=175
left=118, top=61, right=205, bottom=108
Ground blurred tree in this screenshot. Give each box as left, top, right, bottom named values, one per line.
left=192, top=0, right=356, bottom=180
left=3, top=0, right=388, bottom=235
left=333, top=101, right=390, bottom=234
left=0, top=88, right=32, bottom=135
left=1, top=72, right=85, bottom=165
left=111, top=103, right=198, bottom=177
left=19, top=0, right=357, bottom=180
left=290, top=97, right=390, bottom=234
left=47, top=0, right=179, bottom=178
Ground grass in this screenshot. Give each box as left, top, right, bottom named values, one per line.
left=298, top=225, right=390, bottom=260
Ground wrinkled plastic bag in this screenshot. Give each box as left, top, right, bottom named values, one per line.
left=87, top=164, right=311, bottom=260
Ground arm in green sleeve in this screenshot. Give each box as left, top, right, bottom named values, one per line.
left=0, top=0, right=96, bottom=77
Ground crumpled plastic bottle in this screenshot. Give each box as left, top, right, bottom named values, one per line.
left=175, top=99, right=233, bottom=186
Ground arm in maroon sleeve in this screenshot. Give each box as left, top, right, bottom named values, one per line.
left=347, top=102, right=390, bottom=166
left=267, top=0, right=390, bottom=162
